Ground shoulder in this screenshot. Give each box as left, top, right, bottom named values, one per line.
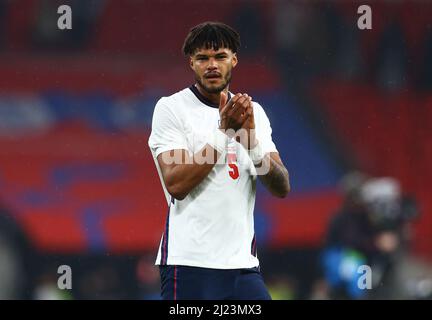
left=251, top=100, right=272, bottom=124
left=151, top=88, right=196, bottom=128
left=252, top=101, right=265, bottom=114
left=251, top=100, right=271, bottom=119
left=156, top=88, right=191, bottom=107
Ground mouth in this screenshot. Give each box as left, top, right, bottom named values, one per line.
left=205, top=73, right=222, bottom=79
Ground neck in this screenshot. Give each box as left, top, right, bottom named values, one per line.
left=195, top=83, right=228, bottom=105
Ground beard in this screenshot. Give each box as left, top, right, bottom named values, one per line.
left=195, top=69, right=232, bottom=94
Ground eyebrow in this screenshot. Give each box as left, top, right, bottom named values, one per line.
left=195, top=52, right=228, bottom=58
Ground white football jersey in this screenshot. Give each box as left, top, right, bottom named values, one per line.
left=148, top=85, right=277, bottom=269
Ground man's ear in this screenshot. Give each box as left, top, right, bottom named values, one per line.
left=232, top=53, right=238, bottom=68
left=189, top=56, right=194, bottom=70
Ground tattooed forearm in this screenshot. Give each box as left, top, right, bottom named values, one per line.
left=257, top=153, right=290, bottom=198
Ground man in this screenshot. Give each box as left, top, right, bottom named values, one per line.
left=323, top=175, right=405, bottom=299
left=148, top=21, right=290, bottom=300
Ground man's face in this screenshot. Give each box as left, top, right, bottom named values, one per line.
left=190, top=47, right=238, bottom=94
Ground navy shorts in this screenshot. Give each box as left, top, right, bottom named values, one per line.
left=159, top=265, right=272, bottom=300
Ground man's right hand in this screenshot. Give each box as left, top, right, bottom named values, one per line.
left=218, top=92, right=252, bottom=134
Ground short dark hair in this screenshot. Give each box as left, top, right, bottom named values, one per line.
left=182, top=21, right=241, bottom=56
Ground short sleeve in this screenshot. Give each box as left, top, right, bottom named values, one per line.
left=148, top=98, right=189, bottom=158
left=254, top=102, right=278, bottom=154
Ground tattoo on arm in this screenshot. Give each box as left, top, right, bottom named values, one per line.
left=258, top=154, right=290, bottom=198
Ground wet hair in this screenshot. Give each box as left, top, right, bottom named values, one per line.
left=182, top=21, right=241, bottom=56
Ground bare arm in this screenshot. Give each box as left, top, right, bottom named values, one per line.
left=234, top=96, right=290, bottom=198
left=257, top=152, right=290, bottom=198
left=157, top=145, right=221, bottom=201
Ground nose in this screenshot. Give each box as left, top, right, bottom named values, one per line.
left=207, top=57, right=218, bottom=70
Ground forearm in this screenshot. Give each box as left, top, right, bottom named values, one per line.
left=159, top=145, right=222, bottom=200
left=257, top=154, right=290, bottom=198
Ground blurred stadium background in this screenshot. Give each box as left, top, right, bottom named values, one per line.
left=0, top=0, right=431, bottom=299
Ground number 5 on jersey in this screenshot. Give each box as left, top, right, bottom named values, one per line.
left=227, top=153, right=239, bottom=180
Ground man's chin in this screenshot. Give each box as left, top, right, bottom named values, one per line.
left=202, top=83, right=227, bottom=94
